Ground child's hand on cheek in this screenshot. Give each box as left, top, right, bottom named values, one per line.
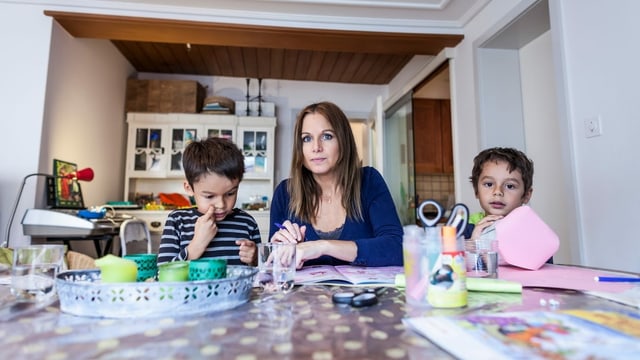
left=188, top=206, right=218, bottom=259
left=236, top=239, right=257, bottom=266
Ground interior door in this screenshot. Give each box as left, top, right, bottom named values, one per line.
left=383, top=92, right=415, bottom=225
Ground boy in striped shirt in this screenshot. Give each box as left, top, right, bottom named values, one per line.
left=157, top=137, right=260, bottom=266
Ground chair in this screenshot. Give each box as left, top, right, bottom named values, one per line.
left=66, top=250, right=96, bottom=270
left=119, top=219, right=152, bottom=256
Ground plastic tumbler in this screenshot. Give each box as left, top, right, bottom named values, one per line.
left=188, top=259, right=227, bottom=281
left=158, top=261, right=189, bottom=282
left=123, top=254, right=158, bottom=281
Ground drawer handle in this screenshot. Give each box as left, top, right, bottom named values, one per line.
left=150, top=221, right=162, bottom=228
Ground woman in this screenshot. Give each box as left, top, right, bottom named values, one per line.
left=270, top=101, right=403, bottom=268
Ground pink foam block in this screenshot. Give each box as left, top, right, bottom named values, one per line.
left=495, top=205, right=559, bottom=270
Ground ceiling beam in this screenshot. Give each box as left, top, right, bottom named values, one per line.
left=45, top=11, right=463, bottom=55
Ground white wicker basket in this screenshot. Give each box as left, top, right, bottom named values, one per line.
left=56, top=265, right=257, bottom=318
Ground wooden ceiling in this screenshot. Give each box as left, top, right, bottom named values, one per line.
left=46, top=11, right=464, bottom=85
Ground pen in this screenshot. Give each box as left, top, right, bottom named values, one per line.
left=594, top=276, right=640, bottom=283
left=274, top=222, right=286, bottom=230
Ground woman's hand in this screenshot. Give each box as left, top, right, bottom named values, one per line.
left=236, top=239, right=257, bottom=266
left=469, top=214, right=502, bottom=240
left=271, top=220, right=306, bottom=244
left=187, top=206, right=217, bottom=259
left=294, top=240, right=357, bottom=269
left=293, top=240, right=325, bottom=268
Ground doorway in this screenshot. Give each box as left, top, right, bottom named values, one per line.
left=412, top=63, right=455, bottom=223
left=383, top=92, right=415, bottom=225
left=383, top=61, right=454, bottom=226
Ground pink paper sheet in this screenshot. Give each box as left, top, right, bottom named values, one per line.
left=498, top=264, right=636, bottom=293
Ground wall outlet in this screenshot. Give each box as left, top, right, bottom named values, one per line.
left=584, top=116, right=602, bottom=138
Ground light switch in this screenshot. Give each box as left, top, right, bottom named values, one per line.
left=584, top=116, right=602, bottom=138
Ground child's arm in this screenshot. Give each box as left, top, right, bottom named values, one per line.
left=186, top=206, right=218, bottom=260
left=236, top=239, right=257, bottom=266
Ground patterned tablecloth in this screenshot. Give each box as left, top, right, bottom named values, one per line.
left=0, top=282, right=634, bottom=359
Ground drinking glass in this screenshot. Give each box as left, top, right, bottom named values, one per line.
left=11, top=244, right=65, bottom=302
left=465, top=239, right=498, bottom=278
left=257, top=243, right=296, bottom=294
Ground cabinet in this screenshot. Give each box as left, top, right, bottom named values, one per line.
left=124, top=112, right=277, bottom=211
left=412, top=99, right=453, bottom=174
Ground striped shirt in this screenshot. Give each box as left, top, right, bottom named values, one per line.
left=157, top=207, right=261, bottom=265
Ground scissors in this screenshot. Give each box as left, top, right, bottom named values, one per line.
left=417, top=199, right=469, bottom=238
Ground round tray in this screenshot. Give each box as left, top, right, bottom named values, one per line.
left=56, top=265, right=257, bottom=318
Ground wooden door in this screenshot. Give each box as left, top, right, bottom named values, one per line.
left=412, top=98, right=453, bottom=174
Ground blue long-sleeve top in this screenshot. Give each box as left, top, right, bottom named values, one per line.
left=269, top=166, right=403, bottom=267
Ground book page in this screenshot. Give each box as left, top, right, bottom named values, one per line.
left=404, top=310, right=640, bottom=360
left=295, top=265, right=404, bottom=285
left=334, top=266, right=404, bottom=285
left=295, top=265, right=349, bottom=284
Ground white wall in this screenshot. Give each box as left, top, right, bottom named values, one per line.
left=450, top=0, right=539, bottom=210
left=0, top=3, right=52, bottom=247
left=520, top=31, right=574, bottom=264
left=34, top=22, right=135, bottom=255
left=549, top=0, right=640, bottom=272
left=42, top=22, right=135, bottom=208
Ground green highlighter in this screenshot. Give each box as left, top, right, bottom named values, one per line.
left=466, top=277, right=522, bottom=293
left=395, top=274, right=522, bottom=293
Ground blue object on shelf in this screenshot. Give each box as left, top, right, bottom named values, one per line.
left=78, top=208, right=106, bottom=219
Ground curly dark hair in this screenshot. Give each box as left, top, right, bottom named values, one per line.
left=469, top=147, right=534, bottom=196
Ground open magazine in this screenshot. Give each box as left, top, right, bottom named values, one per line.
left=295, top=265, right=403, bottom=286
left=404, top=309, right=640, bottom=360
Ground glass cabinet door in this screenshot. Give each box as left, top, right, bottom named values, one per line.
left=206, top=127, right=234, bottom=141
left=240, top=129, right=269, bottom=176
left=131, top=126, right=166, bottom=177
left=168, top=127, right=198, bottom=175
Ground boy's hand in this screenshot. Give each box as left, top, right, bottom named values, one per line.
left=470, top=214, right=503, bottom=240
left=188, top=206, right=218, bottom=259
left=236, top=239, right=257, bottom=266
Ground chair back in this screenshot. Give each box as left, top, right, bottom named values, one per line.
left=119, top=219, right=152, bottom=256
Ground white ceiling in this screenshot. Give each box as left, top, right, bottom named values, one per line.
left=92, top=0, right=490, bottom=33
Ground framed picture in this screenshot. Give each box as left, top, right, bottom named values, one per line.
left=50, top=159, right=85, bottom=209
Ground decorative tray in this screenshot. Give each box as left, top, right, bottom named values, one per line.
left=56, top=265, right=258, bottom=318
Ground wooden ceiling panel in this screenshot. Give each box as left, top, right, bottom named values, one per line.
left=48, top=11, right=464, bottom=84
left=294, top=51, right=312, bottom=82
left=269, top=48, right=285, bottom=80
left=316, top=52, right=339, bottom=83
left=282, top=49, right=299, bottom=81
left=199, top=46, right=221, bottom=76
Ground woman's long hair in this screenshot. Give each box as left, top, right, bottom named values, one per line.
left=287, top=102, right=363, bottom=223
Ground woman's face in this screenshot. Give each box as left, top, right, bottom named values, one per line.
left=301, top=113, right=339, bottom=176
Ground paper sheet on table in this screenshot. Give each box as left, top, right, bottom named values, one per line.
left=585, top=287, right=640, bottom=308
left=498, top=264, right=636, bottom=292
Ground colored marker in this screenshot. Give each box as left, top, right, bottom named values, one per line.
left=274, top=222, right=286, bottom=230
left=594, top=276, right=640, bottom=283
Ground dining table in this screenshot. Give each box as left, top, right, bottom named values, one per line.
left=0, top=266, right=638, bottom=359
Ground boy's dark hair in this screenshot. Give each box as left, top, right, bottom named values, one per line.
left=182, top=137, right=245, bottom=186
left=470, top=147, right=534, bottom=195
